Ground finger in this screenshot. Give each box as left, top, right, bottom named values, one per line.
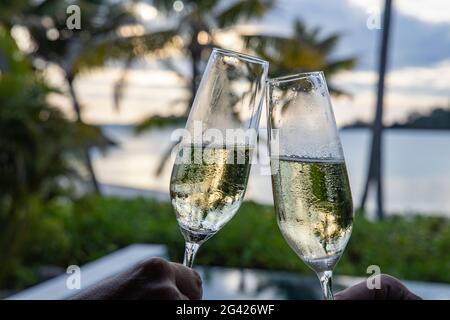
left=335, top=274, right=421, bottom=300
left=377, top=274, right=421, bottom=300
left=335, top=281, right=376, bottom=300
left=171, top=263, right=203, bottom=300
left=145, top=282, right=186, bottom=300
left=134, top=257, right=175, bottom=281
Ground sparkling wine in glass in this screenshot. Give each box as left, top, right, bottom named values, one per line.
left=267, top=72, right=354, bottom=300
left=170, top=48, right=268, bottom=267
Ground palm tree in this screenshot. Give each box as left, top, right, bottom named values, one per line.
left=134, top=0, right=275, bottom=174
left=359, top=0, right=393, bottom=220
left=155, top=0, right=274, bottom=109
left=238, top=20, right=355, bottom=169
left=0, top=26, right=113, bottom=284
left=1, top=0, right=174, bottom=193
left=244, top=19, right=356, bottom=94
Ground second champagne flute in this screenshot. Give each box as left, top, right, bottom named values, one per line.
left=170, top=48, right=268, bottom=267
left=267, top=72, right=354, bottom=299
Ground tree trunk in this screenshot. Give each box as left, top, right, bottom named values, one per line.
left=0, top=49, right=9, bottom=72
left=187, top=31, right=202, bottom=114
left=154, top=32, right=202, bottom=176
left=359, top=0, right=393, bottom=220
left=66, top=75, right=101, bottom=194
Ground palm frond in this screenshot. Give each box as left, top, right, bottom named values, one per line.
left=73, top=29, right=177, bottom=73
left=324, top=58, right=356, bottom=74
left=245, top=19, right=356, bottom=95
left=317, top=34, right=340, bottom=53
left=113, top=54, right=133, bottom=112
left=153, top=0, right=221, bottom=14
left=135, top=115, right=187, bottom=134
left=215, top=0, right=274, bottom=28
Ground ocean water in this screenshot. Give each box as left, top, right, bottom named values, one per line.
left=92, top=126, right=450, bottom=217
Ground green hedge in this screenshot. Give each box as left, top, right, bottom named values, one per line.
left=1, top=196, right=449, bottom=291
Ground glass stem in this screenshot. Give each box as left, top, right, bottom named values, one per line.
left=183, top=242, right=200, bottom=268
left=317, top=270, right=334, bottom=300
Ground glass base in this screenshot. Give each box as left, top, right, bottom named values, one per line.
left=179, top=225, right=216, bottom=244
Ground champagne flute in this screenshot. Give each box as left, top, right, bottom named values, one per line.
left=266, top=72, right=354, bottom=300
left=170, top=48, right=268, bottom=268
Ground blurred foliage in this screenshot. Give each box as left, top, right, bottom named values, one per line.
left=0, top=0, right=28, bottom=21
left=1, top=0, right=175, bottom=76
left=0, top=0, right=176, bottom=192
left=129, top=0, right=277, bottom=176
left=0, top=26, right=110, bottom=196
left=135, top=115, right=188, bottom=134
left=1, top=196, right=449, bottom=293
left=132, top=2, right=356, bottom=176
left=343, top=106, right=450, bottom=130
left=390, top=107, right=450, bottom=130
left=0, top=26, right=112, bottom=286
left=136, top=0, right=275, bottom=133
left=137, top=5, right=355, bottom=133
left=244, top=19, right=356, bottom=95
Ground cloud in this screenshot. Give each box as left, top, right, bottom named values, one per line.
left=49, top=0, right=450, bottom=126
left=349, top=0, right=450, bottom=24
left=249, top=0, right=450, bottom=70
left=331, top=59, right=450, bottom=126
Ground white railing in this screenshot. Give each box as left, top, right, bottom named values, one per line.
left=7, top=244, right=167, bottom=300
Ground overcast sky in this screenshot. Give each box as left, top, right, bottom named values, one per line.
left=60, top=0, right=450, bottom=126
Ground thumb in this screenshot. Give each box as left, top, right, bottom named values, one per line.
left=335, top=274, right=421, bottom=300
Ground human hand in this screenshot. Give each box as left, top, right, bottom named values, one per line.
left=335, top=274, right=421, bottom=300
left=71, top=257, right=202, bottom=300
